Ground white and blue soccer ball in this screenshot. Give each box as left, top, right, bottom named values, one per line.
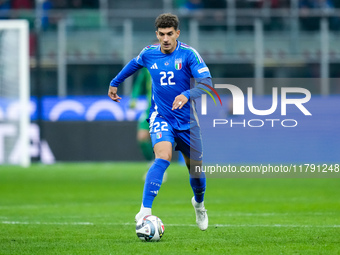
left=136, top=215, right=165, bottom=242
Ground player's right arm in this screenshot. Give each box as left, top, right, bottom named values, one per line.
left=108, top=58, right=142, bottom=102
left=109, top=58, right=143, bottom=87
left=108, top=47, right=148, bottom=103
left=108, top=86, right=122, bottom=102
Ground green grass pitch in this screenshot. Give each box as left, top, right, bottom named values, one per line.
left=0, top=162, right=339, bottom=254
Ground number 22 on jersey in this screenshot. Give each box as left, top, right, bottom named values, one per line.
left=160, top=71, right=175, bottom=86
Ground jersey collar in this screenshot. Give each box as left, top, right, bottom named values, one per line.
left=175, top=40, right=180, bottom=51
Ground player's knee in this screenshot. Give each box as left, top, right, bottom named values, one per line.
left=137, top=130, right=150, bottom=142
left=154, top=150, right=172, bottom=162
left=155, top=153, right=172, bottom=162
left=153, top=141, right=172, bottom=162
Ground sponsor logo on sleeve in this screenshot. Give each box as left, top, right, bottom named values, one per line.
left=198, top=67, right=209, bottom=74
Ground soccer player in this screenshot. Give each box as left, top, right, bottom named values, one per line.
left=108, top=13, right=211, bottom=231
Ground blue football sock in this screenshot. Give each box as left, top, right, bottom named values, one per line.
left=190, top=172, right=206, bottom=203
left=142, top=158, right=170, bottom=208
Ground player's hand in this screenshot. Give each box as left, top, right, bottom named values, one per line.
left=172, top=94, right=188, bottom=110
left=108, top=86, right=122, bottom=102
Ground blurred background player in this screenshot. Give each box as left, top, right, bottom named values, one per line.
left=108, top=13, right=210, bottom=231
left=129, top=67, right=153, bottom=163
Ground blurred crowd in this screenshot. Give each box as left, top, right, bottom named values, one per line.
left=2, top=0, right=340, bottom=10
left=177, top=0, right=340, bottom=30
left=299, top=0, right=340, bottom=30
left=1, top=0, right=340, bottom=31
left=177, top=0, right=340, bottom=10
left=1, top=0, right=339, bottom=11
left=0, top=0, right=100, bottom=30
left=0, top=0, right=99, bottom=14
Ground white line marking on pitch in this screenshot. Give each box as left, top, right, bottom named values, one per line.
left=1, top=221, right=93, bottom=225
left=1, top=221, right=339, bottom=228
left=165, top=224, right=340, bottom=228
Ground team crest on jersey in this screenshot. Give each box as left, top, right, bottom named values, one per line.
left=156, top=132, right=162, bottom=139
left=175, top=59, right=182, bottom=70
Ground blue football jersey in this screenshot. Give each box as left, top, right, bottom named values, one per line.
left=135, top=41, right=211, bottom=130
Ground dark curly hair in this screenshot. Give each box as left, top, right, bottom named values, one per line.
left=155, top=13, right=180, bottom=30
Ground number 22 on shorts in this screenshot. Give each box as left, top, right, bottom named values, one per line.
left=153, top=121, right=169, bottom=132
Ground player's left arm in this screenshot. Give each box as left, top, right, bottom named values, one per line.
left=172, top=77, right=212, bottom=110
left=172, top=93, right=189, bottom=110
left=181, top=77, right=213, bottom=100
left=173, top=49, right=212, bottom=110
left=183, top=49, right=212, bottom=99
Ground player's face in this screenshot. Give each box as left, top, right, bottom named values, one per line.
left=156, top=27, right=180, bottom=54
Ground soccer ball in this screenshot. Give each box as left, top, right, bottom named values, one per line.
left=136, top=215, right=165, bottom=242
